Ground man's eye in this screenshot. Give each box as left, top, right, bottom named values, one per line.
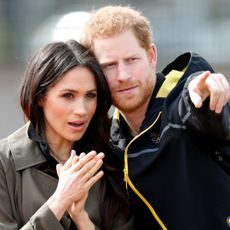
left=103, top=63, right=115, bottom=69
left=128, top=57, right=137, bottom=62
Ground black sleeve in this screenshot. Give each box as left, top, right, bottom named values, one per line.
left=178, top=72, right=230, bottom=140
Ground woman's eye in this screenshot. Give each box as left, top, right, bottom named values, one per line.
left=63, top=93, right=73, bottom=98
left=87, top=92, right=97, bottom=98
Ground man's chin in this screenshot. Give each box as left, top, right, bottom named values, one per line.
left=113, top=101, right=139, bottom=113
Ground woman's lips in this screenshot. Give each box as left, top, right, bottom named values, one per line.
left=68, top=121, right=85, bottom=130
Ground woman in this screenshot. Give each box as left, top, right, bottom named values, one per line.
left=0, top=40, right=133, bottom=229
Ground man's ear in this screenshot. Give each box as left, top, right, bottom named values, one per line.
left=148, top=43, right=157, bottom=66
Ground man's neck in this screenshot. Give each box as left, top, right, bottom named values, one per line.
left=120, top=98, right=150, bottom=136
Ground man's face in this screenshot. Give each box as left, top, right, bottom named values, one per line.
left=93, top=29, right=157, bottom=113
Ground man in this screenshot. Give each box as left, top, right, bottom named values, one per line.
left=81, top=5, right=230, bottom=230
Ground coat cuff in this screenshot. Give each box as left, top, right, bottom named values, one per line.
left=29, top=204, right=65, bottom=229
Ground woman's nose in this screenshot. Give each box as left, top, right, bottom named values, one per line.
left=73, top=99, right=87, bottom=116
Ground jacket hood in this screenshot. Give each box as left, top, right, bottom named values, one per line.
left=161, top=52, right=214, bottom=79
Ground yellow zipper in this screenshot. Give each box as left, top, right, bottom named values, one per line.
left=123, top=111, right=167, bottom=230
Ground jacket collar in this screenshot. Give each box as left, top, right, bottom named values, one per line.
left=7, top=122, right=46, bottom=171
left=111, top=52, right=208, bottom=144
left=162, top=52, right=214, bottom=79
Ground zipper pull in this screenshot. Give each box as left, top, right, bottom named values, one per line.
left=123, top=168, right=130, bottom=199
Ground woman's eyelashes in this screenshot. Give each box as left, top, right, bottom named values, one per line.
left=62, top=92, right=74, bottom=99
left=86, top=91, right=97, bottom=99
left=61, top=91, right=97, bottom=100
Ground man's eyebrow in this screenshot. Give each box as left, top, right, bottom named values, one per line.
left=100, top=60, right=116, bottom=66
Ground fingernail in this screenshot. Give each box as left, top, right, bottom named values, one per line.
left=98, top=152, right=105, bottom=158
left=71, top=150, right=76, bottom=156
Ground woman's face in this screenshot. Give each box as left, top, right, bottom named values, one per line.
left=40, top=66, right=97, bottom=146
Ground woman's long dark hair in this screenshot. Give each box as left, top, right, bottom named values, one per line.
left=19, top=40, right=129, bottom=229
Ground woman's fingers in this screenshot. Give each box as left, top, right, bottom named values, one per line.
left=71, top=153, right=104, bottom=182
left=80, top=158, right=104, bottom=182
left=71, top=151, right=104, bottom=172
left=70, top=151, right=104, bottom=188
left=79, top=152, right=86, bottom=158
left=54, top=150, right=105, bottom=207
left=56, top=163, right=62, bottom=177
left=72, top=150, right=96, bottom=171
left=61, top=150, right=77, bottom=171
left=85, top=170, right=104, bottom=189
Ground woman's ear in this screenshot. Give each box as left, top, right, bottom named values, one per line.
left=38, top=97, right=44, bottom=107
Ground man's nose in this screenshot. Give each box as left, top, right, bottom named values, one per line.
left=117, top=63, right=132, bottom=81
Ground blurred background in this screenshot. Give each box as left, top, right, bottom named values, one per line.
left=0, top=0, right=230, bottom=138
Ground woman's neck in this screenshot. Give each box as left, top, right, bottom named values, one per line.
left=44, top=127, right=74, bottom=164
left=47, top=139, right=73, bottom=164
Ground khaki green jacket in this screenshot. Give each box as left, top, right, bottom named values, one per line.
left=0, top=123, right=133, bottom=230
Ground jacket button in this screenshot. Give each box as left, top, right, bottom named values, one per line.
left=218, top=156, right=223, bottom=162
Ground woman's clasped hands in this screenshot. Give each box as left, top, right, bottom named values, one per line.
left=47, top=150, right=104, bottom=229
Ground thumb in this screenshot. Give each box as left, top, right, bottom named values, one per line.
left=189, top=92, right=203, bottom=108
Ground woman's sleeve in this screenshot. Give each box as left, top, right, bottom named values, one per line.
left=21, top=204, right=65, bottom=230
left=0, top=157, right=22, bottom=230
